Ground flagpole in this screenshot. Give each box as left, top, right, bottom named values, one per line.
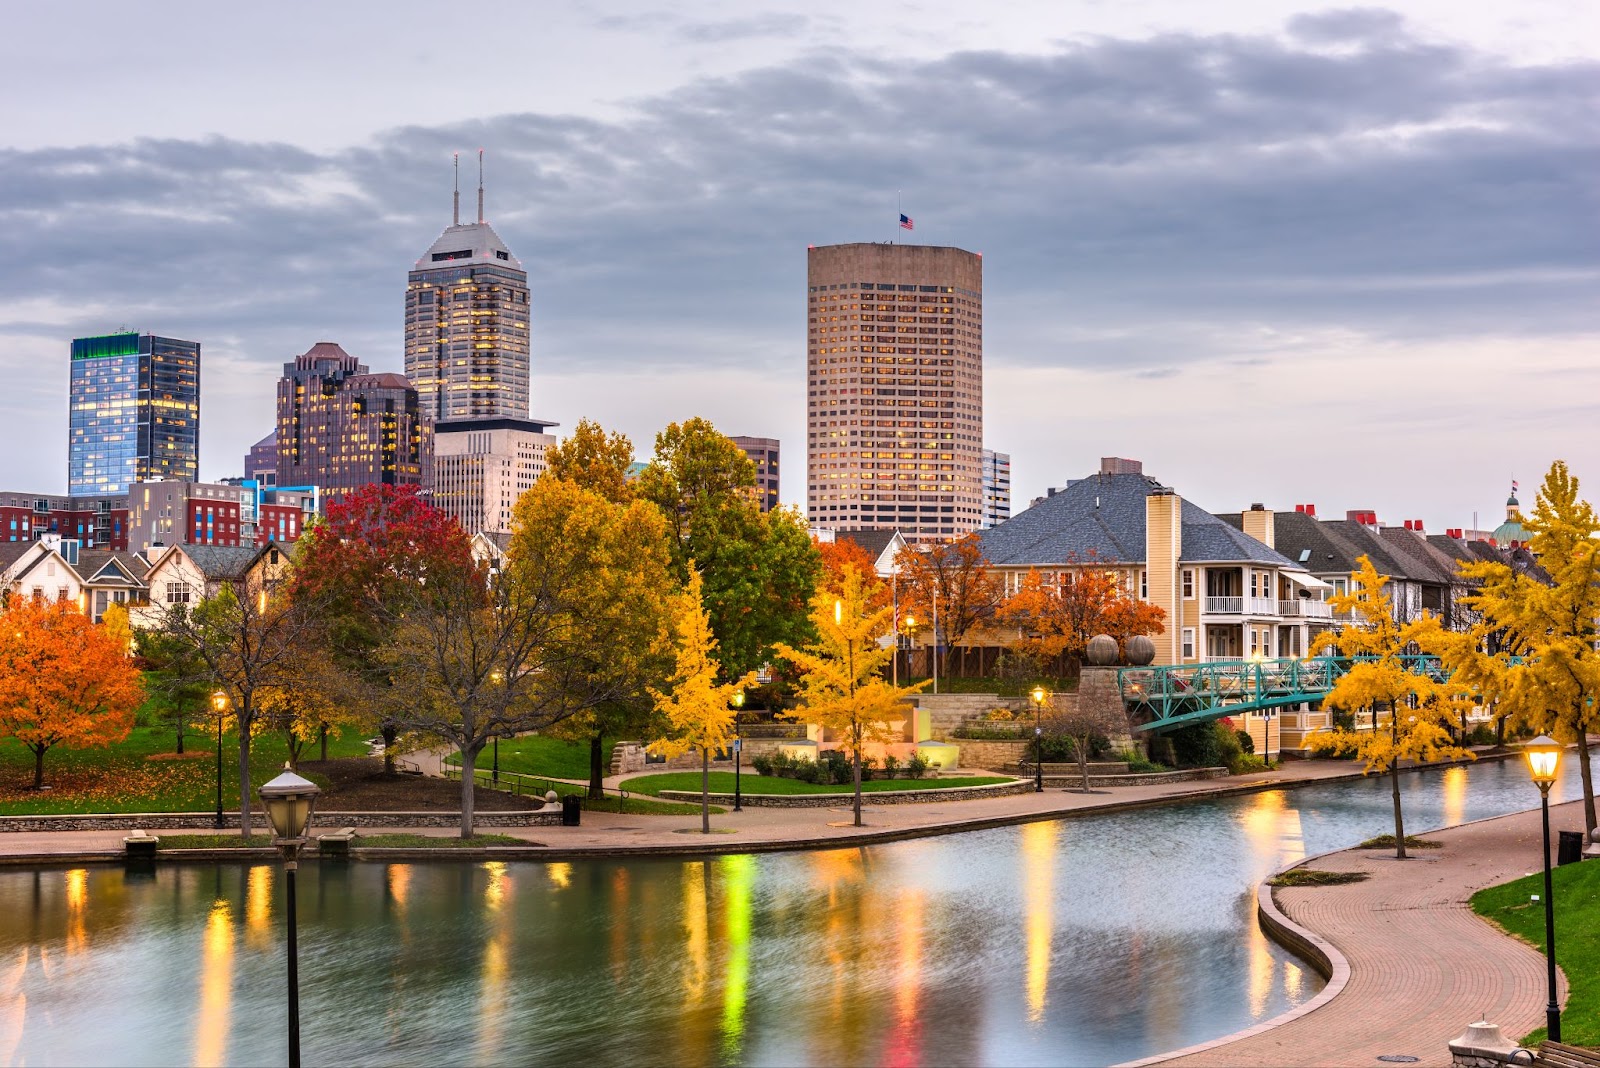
left=895, top=189, right=900, bottom=244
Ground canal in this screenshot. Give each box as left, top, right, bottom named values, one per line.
left=0, top=756, right=1591, bottom=1067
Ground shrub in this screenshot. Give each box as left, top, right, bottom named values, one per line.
left=906, top=753, right=929, bottom=779
left=859, top=755, right=877, bottom=783
left=1168, top=720, right=1245, bottom=768
left=953, top=725, right=1027, bottom=740
left=750, top=754, right=773, bottom=777
left=1113, top=748, right=1166, bottom=773
left=882, top=754, right=900, bottom=780
left=793, top=759, right=825, bottom=785
left=1466, top=723, right=1497, bottom=746
left=1235, top=729, right=1255, bottom=755
left=1229, top=753, right=1269, bottom=774
left=820, top=749, right=854, bottom=786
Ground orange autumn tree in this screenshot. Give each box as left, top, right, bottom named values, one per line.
left=893, top=533, right=1005, bottom=674
left=816, top=536, right=890, bottom=608
left=998, top=554, right=1165, bottom=665
left=0, top=599, right=143, bottom=788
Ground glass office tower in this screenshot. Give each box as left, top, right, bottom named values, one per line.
left=68, top=332, right=200, bottom=496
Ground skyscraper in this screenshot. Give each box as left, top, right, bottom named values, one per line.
left=275, top=342, right=428, bottom=499
left=68, top=332, right=200, bottom=496
left=405, top=153, right=531, bottom=422
left=981, top=448, right=1011, bottom=529
left=730, top=436, right=780, bottom=513
left=806, top=243, right=983, bottom=541
left=431, top=418, right=558, bottom=535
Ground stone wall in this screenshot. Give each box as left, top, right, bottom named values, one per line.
left=1042, top=767, right=1230, bottom=788
left=0, top=809, right=558, bottom=833
left=951, top=738, right=1031, bottom=771
left=657, top=777, right=1030, bottom=807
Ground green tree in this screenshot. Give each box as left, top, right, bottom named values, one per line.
left=639, top=417, right=820, bottom=677
left=774, top=565, right=927, bottom=827
left=649, top=567, right=756, bottom=833
left=133, top=625, right=211, bottom=754
left=542, top=417, right=637, bottom=504
left=1308, top=556, right=1473, bottom=858
left=508, top=478, right=676, bottom=799
left=1429, top=461, right=1600, bottom=837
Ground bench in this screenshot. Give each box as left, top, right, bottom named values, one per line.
left=123, top=829, right=159, bottom=859
left=317, top=827, right=357, bottom=857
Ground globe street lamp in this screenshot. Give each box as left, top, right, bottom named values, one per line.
left=211, top=691, right=229, bottom=828
left=1030, top=686, right=1047, bottom=793
left=1523, top=735, right=1563, bottom=1042
left=259, top=764, right=322, bottom=1068
left=731, top=690, right=746, bottom=813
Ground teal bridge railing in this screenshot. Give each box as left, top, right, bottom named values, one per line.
left=1116, top=655, right=1446, bottom=732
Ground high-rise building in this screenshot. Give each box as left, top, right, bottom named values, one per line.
left=275, top=342, right=428, bottom=500
left=0, top=490, right=129, bottom=549
left=405, top=154, right=531, bottom=423
left=806, top=243, right=983, bottom=541
left=68, top=332, right=200, bottom=496
left=980, top=448, right=1011, bottom=529
left=431, top=418, right=558, bottom=535
left=244, top=431, right=278, bottom=487
left=730, top=436, right=780, bottom=513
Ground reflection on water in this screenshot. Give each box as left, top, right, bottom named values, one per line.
left=0, top=755, right=1592, bottom=1067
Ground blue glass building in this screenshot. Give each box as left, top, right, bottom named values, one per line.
left=68, top=333, right=200, bottom=496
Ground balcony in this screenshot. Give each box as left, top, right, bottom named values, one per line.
left=1278, top=599, right=1333, bottom=620
left=1203, top=596, right=1281, bottom=616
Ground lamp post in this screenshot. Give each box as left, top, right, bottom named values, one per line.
left=1523, top=735, right=1563, bottom=1042
left=1030, top=686, right=1047, bottom=793
left=211, top=691, right=229, bottom=829
left=731, top=690, right=745, bottom=813
left=260, top=764, right=322, bottom=1068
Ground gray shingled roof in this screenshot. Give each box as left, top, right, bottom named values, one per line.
left=176, top=545, right=264, bottom=581
left=837, top=529, right=899, bottom=560
left=977, top=472, right=1293, bottom=567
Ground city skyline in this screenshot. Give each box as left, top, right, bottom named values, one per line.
left=0, top=3, right=1594, bottom=530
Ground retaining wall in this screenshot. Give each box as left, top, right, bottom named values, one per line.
left=656, top=778, right=1032, bottom=808
left=0, top=809, right=559, bottom=833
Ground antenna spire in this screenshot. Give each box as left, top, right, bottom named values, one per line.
left=477, top=149, right=485, bottom=224
left=452, top=152, right=460, bottom=226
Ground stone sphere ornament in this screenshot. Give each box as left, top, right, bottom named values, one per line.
left=1086, top=634, right=1119, bottom=666
left=1125, top=635, right=1157, bottom=666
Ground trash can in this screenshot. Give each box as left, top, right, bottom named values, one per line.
left=561, top=794, right=582, bottom=827
left=1558, top=830, right=1584, bottom=866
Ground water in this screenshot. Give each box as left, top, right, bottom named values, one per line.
left=0, top=756, right=1590, bottom=1067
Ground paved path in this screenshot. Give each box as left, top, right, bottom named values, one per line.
left=1150, top=801, right=1582, bottom=1068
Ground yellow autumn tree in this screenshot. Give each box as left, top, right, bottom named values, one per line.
left=1424, top=460, right=1600, bottom=837
left=1308, top=555, right=1472, bottom=858
left=650, top=566, right=757, bottom=833
left=774, top=565, right=928, bottom=827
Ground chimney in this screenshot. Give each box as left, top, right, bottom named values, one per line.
left=1306, top=503, right=1316, bottom=517
left=1242, top=504, right=1275, bottom=549
left=1294, top=504, right=1305, bottom=513
left=1403, top=520, right=1414, bottom=531
left=1348, top=509, right=1377, bottom=526
left=1100, top=457, right=1143, bottom=476
left=1145, top=488, right=1182, bottom=665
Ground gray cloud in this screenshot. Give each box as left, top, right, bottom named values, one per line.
left=0, top=11, right=1594, bottom=497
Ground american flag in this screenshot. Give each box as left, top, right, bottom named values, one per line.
left=899, top=213, right=914, bottom=231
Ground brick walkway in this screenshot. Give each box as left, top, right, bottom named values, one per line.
left=1146, top=801, right=1581, bottom=1068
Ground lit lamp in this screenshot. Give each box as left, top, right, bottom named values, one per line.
left=1030, top=686, right=1047, bottom=793
left=259, top=763, right=322, bottom=1068
left=211, top=691, right=229, bottom=828
left=731, top=690, right=746, bottom=812
left=1523, top=735, right=1563, bottom=1042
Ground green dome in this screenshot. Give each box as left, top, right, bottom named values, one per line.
left=1493, top=515, right=1528, bottom=547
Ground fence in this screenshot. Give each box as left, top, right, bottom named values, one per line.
left=442, top=764, right=635, bottom=802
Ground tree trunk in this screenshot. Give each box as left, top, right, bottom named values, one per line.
left=320, top=724, right=328, bottom=762
left=238, top=704, right=254, bottom=838
left=853, top=744, right=864, bottom=827
left=1576, top=728, right=1596, bottom=838
left=1391, top=761, right=1407, bottom=860
left=1078, top=741, right=1090, bottom=793
left=700, top=748, right=711, bottom=834
left=459, top=744, right=479, bottom=839
left=31, top=746, right=45, bottom=790
left=589, top=732, right=606, bottom=801
left=176, top=708, right=185, bottom=755
left=382, top=724, right=398, bottom=774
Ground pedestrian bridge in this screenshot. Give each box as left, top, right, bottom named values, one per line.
left=1116, top=655, right=1445, bottom=732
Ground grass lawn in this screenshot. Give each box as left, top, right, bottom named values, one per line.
left=0, top=726, right=370, bottom=816
left=623, top=772, right=1014, bottom=796
left=443, top=734, right=613, bottom=780
left=1471, top=858, right=1600, bottom=1047
left=452, top=766, right=719, bottom=815
left=155, top=834, right=275, bottom=849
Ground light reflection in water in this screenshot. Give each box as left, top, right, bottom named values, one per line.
left=1021, top=821, right=1057, bottom=1024
left=193, top=900, right=233, bottom=1067
left=0, top=946, right=24, bottom=1065
left=719, top=854, right=754, bottom=1061
left=63, top=869, right=88, bottom=958
left=885, top=888, right=925, bottom=1068
left=244, top=865, right=272, bottom=950
left=546, top=862, right=571, bottom=889
left=1442, top=765, right=1467, bottom=830
left=474, top=863, right=512, bottom=1062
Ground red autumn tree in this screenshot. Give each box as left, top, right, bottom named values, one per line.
left=291, top=484, right=477, bottom=770
left=0, top=599, right=143, bottom=788
left=892, top=533, right=1005, bottom=673
left=816, top=537, right=890, bottom=609
left=998, top=554, right=1165, bottom=664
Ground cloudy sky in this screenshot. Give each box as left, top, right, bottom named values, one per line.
left=1, top=0, right=1595, bottom=530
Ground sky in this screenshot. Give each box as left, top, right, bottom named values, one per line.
left=0, top=0, right=1595, bottom=531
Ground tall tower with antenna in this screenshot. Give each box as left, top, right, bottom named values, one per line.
left=405, top=150, right=531, bottom=422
